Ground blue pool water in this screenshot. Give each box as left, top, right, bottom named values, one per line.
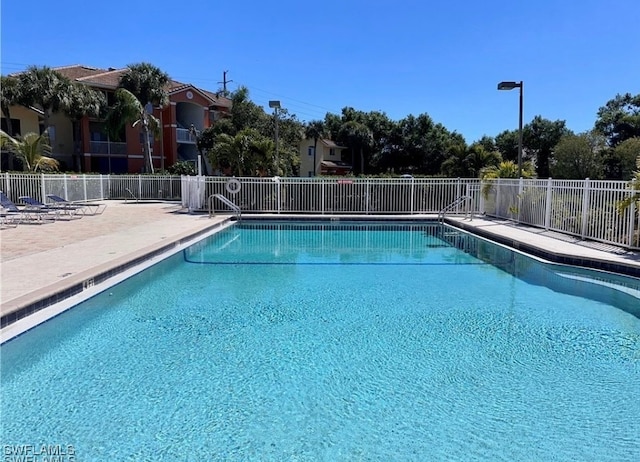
left=2, top=222, right=639, bottom=461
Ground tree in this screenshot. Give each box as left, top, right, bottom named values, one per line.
left=1, top=130, right=59, bottom=172
left=602, top=137, right=640, bottom=180
left=465, top=144, right=501, bottom=178
left=304, top=120, right=326, bottom=176
left=551, top=131, right=606, bottom=179
left=207, top=129, right=273, bottom=176
left=108, top=63, right=170, bottom=173
left=481, top=160, right=533, bottom=180
left=523, top=116, right=570, bottom=178
left=494, top=129, right=519, bottom=163
left=0, top=76, right=22, bottom=137
left=616, top=154, right=640, bottom=222
left=395, top=114, right=457, bottom=175
left=611, top=137, right=640, bottom=180
left=595, top=93, right=640, bottom=146
left=228, top=86, right=270, bottom=136
left=17, top=66, right=74, bottom=138
left=441, top=143, right=470, bottom=177
left=474, top=135, right=497, bottom=154
left=1, top=76, right=23, bottom=170
left=339, top=121, right=372, bottom=175
left=105, top=88, right=161, bottom=173
left=63, top=84, right=107, bottom=171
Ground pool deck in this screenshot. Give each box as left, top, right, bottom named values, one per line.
left=1, top=201, right=230, bottom=326
left=1, top=206, right=639, bottom=333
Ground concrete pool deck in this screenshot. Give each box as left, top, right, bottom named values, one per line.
left=1, top=206, right=639, bottom=333
left=1, top=201, right=230, bottom=327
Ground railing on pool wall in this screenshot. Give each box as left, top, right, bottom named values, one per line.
left=2, top=173, right=638, bottom=250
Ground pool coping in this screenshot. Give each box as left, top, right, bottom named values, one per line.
left=446, top=217, right=640, bottom=278
left=2, top=212, right=638, bottom=341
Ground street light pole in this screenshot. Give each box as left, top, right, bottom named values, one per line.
left=268, top=100, right=281, bottom=175
left=497, top=81, right=524, bottom=178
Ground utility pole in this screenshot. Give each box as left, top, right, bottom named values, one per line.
left=218, top=71, right=233, bottom=96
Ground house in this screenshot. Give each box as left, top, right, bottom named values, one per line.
left=4, top=65, right=231, bottom=173
left=298, top=137, right=350, bottom=177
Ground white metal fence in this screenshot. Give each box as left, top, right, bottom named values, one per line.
left=1, top=173, right=182, bottom=203
left=482, top=178, right=639, bottom=249
left=182, top=176, right=483, bottom=215
left=2, top=173, right=638, bottom=249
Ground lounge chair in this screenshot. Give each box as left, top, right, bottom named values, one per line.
left=46, top=194, right=107, bottom=216
left=0, top=205, right=19, bottom=228
left=19, top=196, right=67, bottom=220
left=0, top=192, right=53, bottom=223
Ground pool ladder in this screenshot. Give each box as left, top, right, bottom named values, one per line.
left=125, top=188, right=139, bottom=203
left=208, top=194, right=241, bottom=221
left=438, top=195, right=473, bottom=223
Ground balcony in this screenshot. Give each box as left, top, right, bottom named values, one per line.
left=89, top=141, right=128, bottom=155
left=176, top=128, right=198, bottom=144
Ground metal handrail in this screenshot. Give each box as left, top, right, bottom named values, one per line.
left=125, top=188, right=139, bottom=203
left=208, top=194, right=241, bottom=221
left=438, top=195, right=473, bottom=223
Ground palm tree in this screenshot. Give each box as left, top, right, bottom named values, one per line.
left=465, top=144, right=502, bottom=178
left=110, top=63, right=170, bottom=173
left=249, top=136, right=275, bottom=176
left=304, top=120, right=326, bottom=176
left=1, top=130, right=59, bottom=172
left=17, top=66, right=74, bottom=138
left=480, top=160, right=533, bottom=198
left=441, top=143, right=470, bottom=177
left=105, top=88, right=161, bottom=173
left=63, top=84, right=107, bottom=171
left=1, top=76, right=22, bottom=170
left=208, top=129, right=270, bottom=176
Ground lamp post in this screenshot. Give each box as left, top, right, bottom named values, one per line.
left=269, top=100, right=281, bottom=174
left=497, top=81, right=523, bottom=177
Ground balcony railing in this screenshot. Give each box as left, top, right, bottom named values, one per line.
left=176, top=128, right=198, bottom=144
left=89, top=141, right=128, bottom=155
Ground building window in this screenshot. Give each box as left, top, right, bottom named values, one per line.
left=329, top=148, right=336, bottom=157
left=0, top=118, right=21, bottom=136
left=308, top=146, right=315, bottom=156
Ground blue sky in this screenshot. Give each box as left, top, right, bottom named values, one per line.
left=2, top=0, right=639, bottom=143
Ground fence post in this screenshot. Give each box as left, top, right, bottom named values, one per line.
left=100, top=174, right=104, bottom=200
left=580, top=178, right=591, bottom=239
left=4, top=172, right=9, bottom=197
left=277, top=179, right=281, bottom=214
left=410, top=178, right=415, bottom=214
left=496, top=180, right=502, bottom=218
left=138, top=175, right=143, bottom=199
left=544, top=178, right=553, bottom=230
left=63, top=174, right=68, bottom=200
left=83, top=174, right=88, bottom=202
left=321, top=179, right=325, bottom=215
left=517, top=177, right=524, bottom=223
left=627, top=202, right=636, bottom=249
left=40, top=173, right=46, bottom=202
left=455, top=178, right=462, bottom=214
left=170, top=176, right=173, bottom=199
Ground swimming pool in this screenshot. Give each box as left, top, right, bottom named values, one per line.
left=2, top=221, right=639, bottom=460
